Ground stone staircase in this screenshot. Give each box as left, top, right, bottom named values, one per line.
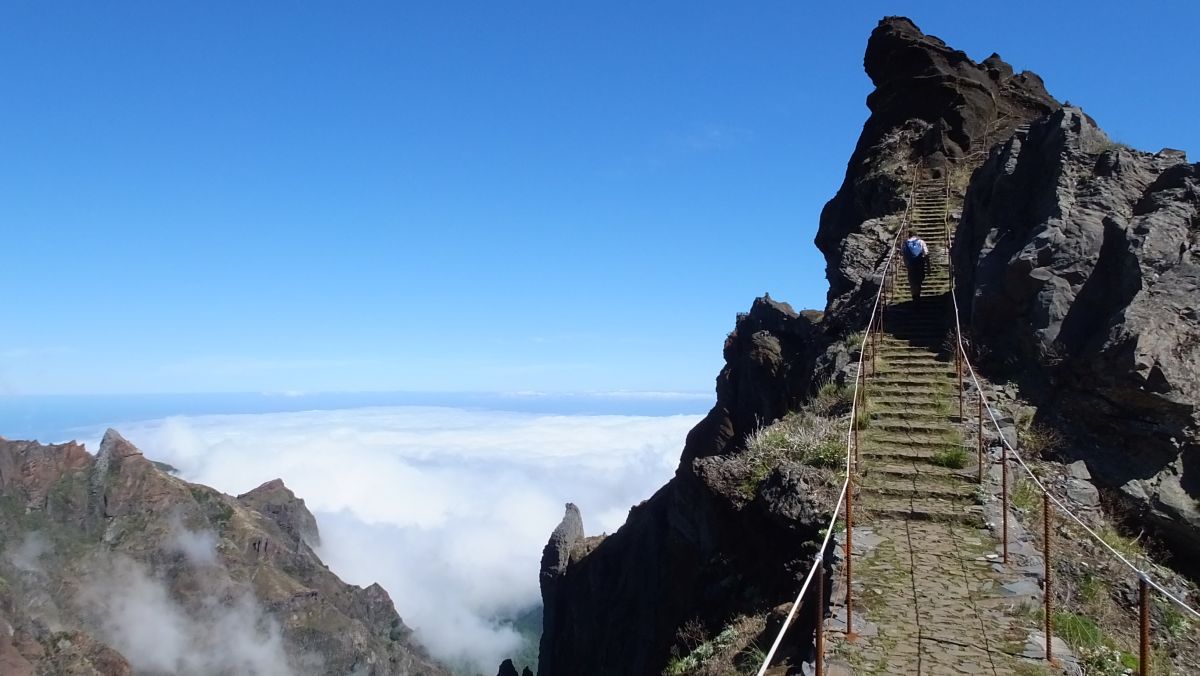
left=827, top=179, right=1041, bottom=675
left=858, top=179, right=980, bottom=528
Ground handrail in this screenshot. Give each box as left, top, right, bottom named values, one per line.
left=755, top=170, right=918, bottom=676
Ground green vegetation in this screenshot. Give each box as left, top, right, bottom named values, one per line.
left=1156, top=597, right=1193, bottom=640
left=1096, top=523, right=1145, bottom=560
left=664, top=626, right=739, bottom=674
left=1010, top=476, right=1040, bottom=513
left=843, top=331, right=867, bottom=353
left=745, top=412, right=844, bottom=469
left=189, top=486, right=235, bottom=529
left=811, top=380, right=854, bottom=417
left=1019, top=422, right=1062, bottom=457
left=663, top=619, right=767, bottom=676
left=930, top=445, right=969, bottom=469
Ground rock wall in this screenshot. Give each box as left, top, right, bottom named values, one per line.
left=536, top=298, right=832, bottom=675
left=953, top=107, right=1200, bottom=564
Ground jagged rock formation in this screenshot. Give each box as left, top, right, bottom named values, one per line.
left=0, top=430, right=449, bottom=676
left=816, top=16, right=1058, bottom=329
left=535, top=298, right=831, bottom=675
left=496, top=658, right=533, bottom=676
left=953, top=106, right=1200, bottom=565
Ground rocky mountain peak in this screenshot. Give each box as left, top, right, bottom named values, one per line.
left=816, top=16, right=1060, bottom=327
left=97, top=428, right=141, bottom=461
left=237, top=477, right=321, bottom=546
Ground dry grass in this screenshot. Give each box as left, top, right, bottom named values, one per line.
left=663, top=615, right=768, bottom=676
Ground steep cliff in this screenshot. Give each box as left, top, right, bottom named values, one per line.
left=537, top=298, right=832, bottom=675
left=0, top=430, right=449, bottom=676
left=953, top=106, right=1200, bottom=566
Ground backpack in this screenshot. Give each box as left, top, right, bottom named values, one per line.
left=904, top=239, right=924, bottom=261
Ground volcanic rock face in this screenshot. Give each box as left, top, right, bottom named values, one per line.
left=0, top=430, right=448, bottom=676
left=816, top=16, right=1058, bottom=328
left=954, top=107, right=1200, bottom=562
left=536, top=298, right=830, bottom=675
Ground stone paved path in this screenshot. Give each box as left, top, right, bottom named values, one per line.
left=826, top=180, right=1049, bottom=675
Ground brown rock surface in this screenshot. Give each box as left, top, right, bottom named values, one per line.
left=0, top=432, right=449, bottom=675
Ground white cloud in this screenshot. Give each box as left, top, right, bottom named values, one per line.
left=6, top=531, right=50, bottom=573
left=167, top=514, right=219, bottom=566
left=90, top=405, right=699, bottom=673
left=78, top=555, right=299, bottom=676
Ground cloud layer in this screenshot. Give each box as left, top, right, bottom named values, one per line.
left=78, top=554, right=298, bottom=676
left=93, top=405, right=699, bottom=672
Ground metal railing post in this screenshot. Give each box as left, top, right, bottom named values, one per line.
left=1002, top=442, right=1009, bottom=564
left=976, top=393, right=984, bottom=484
left=957, top=341, right=964, bottom=422
left=871, top=317, right=878, bottom=374
left=1044, top=491, right=1055, bottom=665
left=1139, top=575, right=1151, bottom=676
left=853, top=385, right=861, bottom=465
left=815, top=558, right=825, bottom=676
left=845, top=471, right=857, bottom=642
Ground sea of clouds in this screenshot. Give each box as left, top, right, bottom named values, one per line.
left=86, top=404, right=702, bottom=673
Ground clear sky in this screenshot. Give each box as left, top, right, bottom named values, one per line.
left=2, top=1, right=1196, bottom=396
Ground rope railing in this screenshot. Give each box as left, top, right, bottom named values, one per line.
left=940, top=174, right=1200, bottom=671
left=754, top=172, right=917, bottom=676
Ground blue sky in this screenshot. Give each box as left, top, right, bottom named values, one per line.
left=2, top=2, right=1197, bottom=396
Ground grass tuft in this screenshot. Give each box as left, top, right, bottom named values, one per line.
left=930, top=445, right=969, bottom=469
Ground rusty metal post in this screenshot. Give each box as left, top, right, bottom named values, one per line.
left=1139, top=575, right=1150, bottom=676
left=853, top=386, right=861, bottom=465
left=957, top=341, right=964, bottom=422
left=977, top=393, right=984, bottom=484
left=1002, top=442, right=1009, bottom=564
left=880, top=287, right=886, bottom=335
left=1044, top=491, right=1055, bottom=664
left=815, top=557, right=825, bottom=676
left=845, top=472, right=857, bottom=642
left=871, top=318, right=878, bottom=374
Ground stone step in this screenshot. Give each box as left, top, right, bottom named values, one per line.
left=874, top=348, right=940, bottom=357
left=861, top=477, right=978, bottom=502
left=868, top=387, right=948, bottom=398
left=871, top=421, right=961, bottom=436
left=870, top=379, right=952, bottom=389
left=873, top=369, right=956, bottom=379
left=863, top=497, right=985, bottom=527
left=863, top=433, right=964, bottom=448
left=879, top=356, right=953, bottom=365
left=869, top=397, right=942, bottom=408
left=870, top=410, right=952, bottom=424
left=864, top=462, right=972, bottom=482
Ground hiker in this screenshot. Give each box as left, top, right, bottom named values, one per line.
left=903, top=235, right=930, bottom=301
